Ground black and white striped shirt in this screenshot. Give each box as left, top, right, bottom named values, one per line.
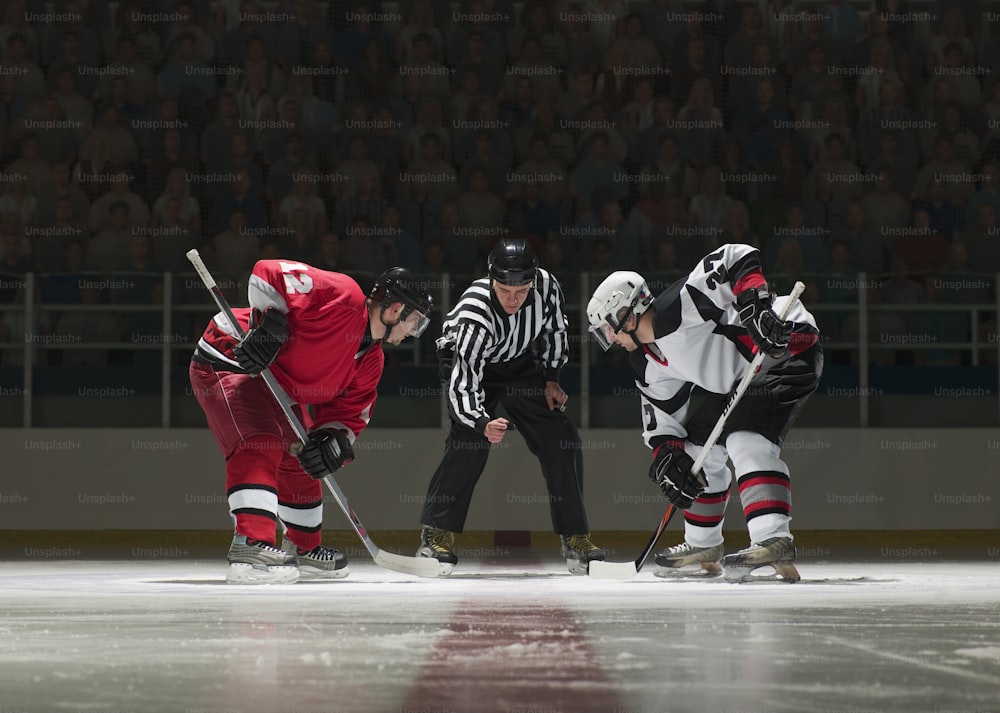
left=440, top=269, right=569, bottom=431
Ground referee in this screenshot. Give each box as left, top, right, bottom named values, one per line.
left=416, top=239, right=606, bottom=574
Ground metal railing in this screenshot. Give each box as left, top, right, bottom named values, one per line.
left=1, top=270, right=998, bottom=427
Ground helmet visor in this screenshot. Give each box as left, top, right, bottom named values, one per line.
left=588, top=305, right=632, bottom=351
left=399, top=308, right=431, bottom=338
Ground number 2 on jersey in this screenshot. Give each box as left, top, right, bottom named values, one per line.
left=279, top=262, right=313, bottom=294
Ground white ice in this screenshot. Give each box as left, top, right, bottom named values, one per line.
left=2, top=556, right=999, bottom=713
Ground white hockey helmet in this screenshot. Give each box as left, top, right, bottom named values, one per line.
left=587, top=271, right=653, bottom=351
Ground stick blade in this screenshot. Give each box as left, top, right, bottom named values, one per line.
left=588, top=559, right=639, bottom=580
left=373, top=550, right=444, bottom=577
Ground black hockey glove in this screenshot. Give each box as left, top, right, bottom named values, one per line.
left=648, top=440, right=706, bottom=510
left=735, top=287, right=791, bottom=359
left=233, top=308, right=288, bottom=374
left=297, top=427, right=355, bottom=479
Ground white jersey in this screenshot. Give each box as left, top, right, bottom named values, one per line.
left=632, top=244, right=820, bottom=447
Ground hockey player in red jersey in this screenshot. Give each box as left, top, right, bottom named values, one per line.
left=190, top=261, right=434, bottom=584
left=587, top=244, right=822, bottom=582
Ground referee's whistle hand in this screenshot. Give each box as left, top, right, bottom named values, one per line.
left=544, top=381, right=567, bottom=412
left=484, top=417, right=510, bottom=443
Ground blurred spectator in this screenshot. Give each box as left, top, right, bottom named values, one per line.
left=611, top=12, right=660, bottom=69
left=209, top=208, right=259, bottom=278
left=207, top=169, right=268, bottom=234
left=724, top=5, right=772, bottom=69
left=396, top=0, right=445, bottom=65
left=688, top=166, right=733, bottom=232
left=139, top=96, right=198, bottom=163
left=510, top=135, right=567, bottom=205
left=964, top=162, right=1000, bottom=230
left=617, top=79, right=656, bottom=144
left=506, top=180, right=559, bottom=244
left=151, top=168, right=201, bottom=235
left=676, top=80, right=725, bottom=172
left=234, top=65, right=275, bottom=127
left=893, top=209, right=948, bottom=280
left=87, top=104, right=139, bottom=170
left=111, top=234, right=161, bottom=304
left=96, top=74, right=144, bottom=128
left=638, top=133, right=698, bottom=202
left=449, top=68, right=488, bottom=124
left=839, top=285, right=907, bottom=367
left=143, top=128, right=198, bottom=203
left=45, top=30, right=99, bottom=96
left=419, top=238, right=446, bottom=272
left=921, top=104, right=979, bottom=169
left=670, top=14, right=721, bottom=70
left=460, top=130, right=510, bottom=198
left=335, top=134, right=382, bottom=202
left=86, top=200, right=133, bottom=270
left=104, top=2, right=164, bottom=68
left=89, top=172, right=148, bottom=233
left=763, top=136, right=806, bottom=205
left=157, top=32, right=217, bottom=102
left=817, top=0, right=862, bottom=53
left=823, top=239, right=860, bottom=303
left=40, top=240, right=86, bottom=304
left=934, top=240, right=990, bottom=304
left=504, top=35, right=562, bottom=102
left=766, top=236, right=807, bottom=278
left=0, top=171, right=36, bottom=227
left=33, top=197, right=83, bottom=272
left=277, top=172, right=327, bottom=235
left=53, top=284, right=121, bottom=367
left=280, top=208, right=320, bottom=262
left=561, top=12, right=602, bottom=77
left=807, top=96, right=856, bottom=166
left=400, top=33, right=450, bottom=102
left=341, top=216, right=394, bottom=274
left=804, top=171, right=848, bottom=236
left=499, top=76, right=538, bottom=130
left=311, top=231, right=343, bottom=272
left=3, top=32, right=44, bottom=103
left=381, top=204, right=420, bottom=266
left=218, top=2, right=277, bottom=66
left=348, top=37, right=394, bottom=107
left=861, top=169, right=911, bottom=248
left=965, top=204, right=1000, bottom=275
left=208, top=133, right=264, bottom=201
left=869, top=131, right=917, bottom=200
left=454, top=98, right=514, bottom=165
left=764, top=205, right=827, bottom=273
left=833, top=201, right=885, bottom=274
left=234, top=33, right=287, bottom=99
left=435, top=201, right=478, bottom=275
left=265, top=134, right=314, bottom=211
left=595, top=44, right=635, bottom=114
left=913, top=179, right=963, bottom=240
left=732, top=78, right=789, bottom=169
left=790, top=43, right=846, bottom=122
left=390, top=72, right=425, bottom=128
left=334, top=173, right=385, bottom=234
left=404, top=98, right=451, bottom=166
left=570, top=132, right=628, bottom=214
left=727, top=42, right=786, bottom=115
left=858, top=79, right=917, bottom=166
left=717, top=201, right=759, bottom=252
left=398, top=170, right=443, bottom=243
left=671, top=37, right=722, bottom=113
left=453, top=30, right=505, bottom=96
left=335, top=3, right=391, bottom=69
left=304, top=40, right=346, bottom=106
left=926, top=8, right=974, bottom=69
left=912, top=136, right=970, bottom=204
left=36, top=160, right=88, bottom=226
left=0, top=232, right=30, bottom=302
left=7, top=134, right=53, bottom=197
left=456, top=168, right=505, bottom=254
left=509, top=4, right=568, bottom=67
left=276, top=0, right=330, bottom=69
left=0, top=4, right=39, bottom=63
left=883, top=254, right=926, bottom=309
left=164, top=1, right=216, bottom=64
left=518, top=102, right=573, bottom=169
left=559, top=70, right=598, bottom=123
left=0, top=73, right=29, bottom=137
left=855, top=40, right=902, bottom=115
left=149, top=195, right=199, bottom=272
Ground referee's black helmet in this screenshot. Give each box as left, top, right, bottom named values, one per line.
left=488, top=239, right=538, bottom=286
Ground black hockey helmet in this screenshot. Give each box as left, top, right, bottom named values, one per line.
left=488, top=239, right=538, bottom=286
left=369, top=267, right=434, bottom=337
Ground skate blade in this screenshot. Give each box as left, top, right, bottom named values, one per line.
left=566, top=559, right=590, bottom=576
left=226, top=563, right=300, bottom=585
left=438, top=562, right=455, bottom=576
left=723, top=561, right=800, bottom=583
left=653, top=561, right=722, bottom=579
left=298, top=565, right=350, bottom=580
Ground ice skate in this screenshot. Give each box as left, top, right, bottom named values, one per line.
left=416, top=526, right=458, bottom=574
left=227, top=535, right=299, bottom=584
left=560, top=534, right=606, bottom=575
left=723, top=537, right=800, bottom=583
left=281, top=539, right=349, bottom=580
left=653, top=542, right=724, bottom=578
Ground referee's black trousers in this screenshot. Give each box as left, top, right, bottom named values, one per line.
left=420, top=353, right=589, bottom=535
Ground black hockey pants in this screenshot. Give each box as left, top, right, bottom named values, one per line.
left=419, top=352, right=590, bottom=535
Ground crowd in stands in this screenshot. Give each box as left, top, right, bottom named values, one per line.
left=0, top=0, right=998, bottom=368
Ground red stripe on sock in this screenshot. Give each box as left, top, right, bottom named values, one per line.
left=696, top=493, right=730, bottom=505
left=743, top=499, right=791, bottom=516
left=738, top=476, right=790, bottom=492
left=685, top=512, right=724, bottom=525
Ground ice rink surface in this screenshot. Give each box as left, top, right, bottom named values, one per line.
left=2, top=554, right=999, bottom=713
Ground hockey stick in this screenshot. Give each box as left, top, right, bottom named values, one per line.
left=185, top=250, right=442, bottom=578
left=590, top=281, right=806, bottom=580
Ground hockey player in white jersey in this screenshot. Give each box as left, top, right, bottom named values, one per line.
left=587, top=244, right=823, bottom=582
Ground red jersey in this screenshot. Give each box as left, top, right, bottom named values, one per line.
left=195, top=260, right=384, bottom=442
